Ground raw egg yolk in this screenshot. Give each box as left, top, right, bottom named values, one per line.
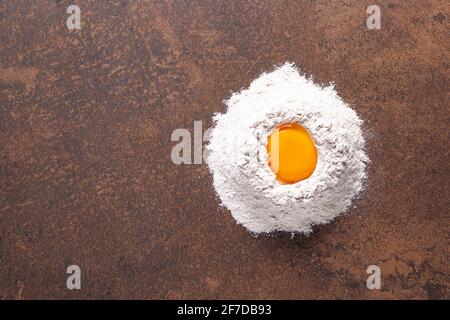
left=267, top=123, right=317, bottom=184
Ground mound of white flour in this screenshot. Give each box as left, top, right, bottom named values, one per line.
left=207, top=63, right=368, bottom=234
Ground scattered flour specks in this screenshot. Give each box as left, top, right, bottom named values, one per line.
left=207, top=63, right=369, bottom=235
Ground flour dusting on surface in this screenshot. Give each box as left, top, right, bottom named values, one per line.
left=207, top=63, right=369, bottom=234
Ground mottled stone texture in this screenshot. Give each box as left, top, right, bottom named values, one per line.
left=0, top=0, right=448, bottom=299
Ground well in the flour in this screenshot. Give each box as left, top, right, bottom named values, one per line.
left=267, top=122, right=317, bottom=184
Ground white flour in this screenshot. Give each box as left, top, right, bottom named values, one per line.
left=207, top=63, right=369, bottom=234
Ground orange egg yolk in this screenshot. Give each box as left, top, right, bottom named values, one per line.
left=267, top=123, right=317, bottom=184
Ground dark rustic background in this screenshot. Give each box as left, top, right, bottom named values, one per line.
left=0, top=0, right=448, bottom=299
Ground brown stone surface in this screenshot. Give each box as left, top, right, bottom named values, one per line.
left=0, top=0, right=449, bottom=299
